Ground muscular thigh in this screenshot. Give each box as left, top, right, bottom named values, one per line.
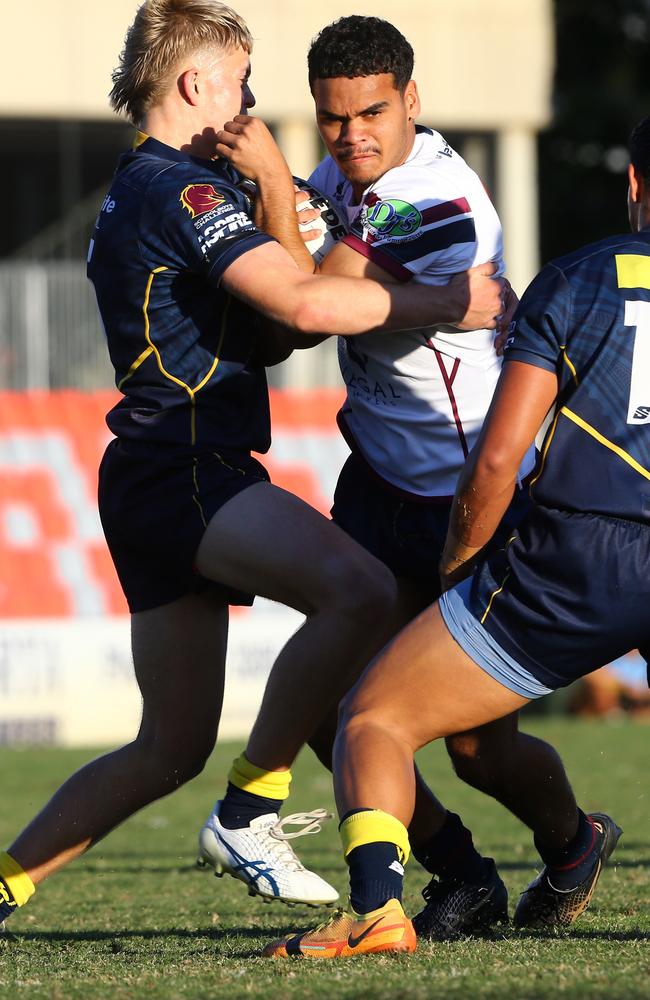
left=195, top=480, right=394, bottom=616
left=342, top=602, right=528, bottom=748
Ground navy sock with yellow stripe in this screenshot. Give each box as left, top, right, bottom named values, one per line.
left=347, top=841, right=404, bottom=913
left=219, top=754, right=291, bottom=830
left=0, top=852, right=35, bottom=922
left=219, top=783, right=283, bottom=830
left=340, top=808, right=410, bottom=915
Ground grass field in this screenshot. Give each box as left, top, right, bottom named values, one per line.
left=0, top=718, right=648, bottom=999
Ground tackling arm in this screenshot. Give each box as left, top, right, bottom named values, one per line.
left=216, top=115, right=503, bottom=336
left=221, top=240, right=503, bottom=336
left=440, top=361, right=558, bottom=589
left=247, top=229, right=512, bottom=359
left=319, top=241, right=506, bottom=331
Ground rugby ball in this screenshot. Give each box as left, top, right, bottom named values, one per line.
left=237, top=176, right=347, bottom=262
left=293, top=177, right=347, bottom=262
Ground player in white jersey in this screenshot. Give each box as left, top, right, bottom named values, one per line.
left=194, top=14, right=603, bottom=944
left=260, top=16, right=600, bottom=944
left=310, top=125, right=514, bottom=498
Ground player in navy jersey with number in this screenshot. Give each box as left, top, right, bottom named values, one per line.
left=262, top=117, right=650, bottom=959
left=0, top=0, right=509, bottom=929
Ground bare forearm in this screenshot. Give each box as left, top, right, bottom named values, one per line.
left=319, top=247, right=505, bottom=332
left=216, top=117, right=501, bottom=332
left=439, top=363, right=558, bottom=588
left=223, top=244, right=502, bottom=337
left=290, top=275, right=473, bottom=335
left=440, top=457, right=517, bottom=584
left=255, top=177, right=315, bottom=274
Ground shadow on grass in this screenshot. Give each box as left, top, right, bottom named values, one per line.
left=64, top=861, right=350, bottom=877
left=516, top=929, right=650, bottom=942
left=62, top=863, right=203, bottom=875
left=0, top=926, right=289, bottom=946
left=496, top=856, right=650, bottom=871
left=53, top=856, right=649, bottom=891
left=224, top=926, right=650, bottom=958
left=4, top=924, right=648, bottom=953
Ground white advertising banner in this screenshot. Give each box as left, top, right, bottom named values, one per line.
left=0, top=602, right=304, bottom=747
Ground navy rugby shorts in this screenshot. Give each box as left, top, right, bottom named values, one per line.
left=464, top=505, right=650, bottom=692
left=99, top=439, right=270, bottom=613
left=331, top=452, right=530, bottom=594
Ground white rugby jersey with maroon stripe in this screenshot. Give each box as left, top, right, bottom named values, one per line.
left=310, top=126, right=533, bottom=498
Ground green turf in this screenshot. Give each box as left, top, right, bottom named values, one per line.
left=0, top=719, right=648, bottom=999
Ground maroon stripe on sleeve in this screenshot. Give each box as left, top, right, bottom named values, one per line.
left=421, top=198, right=471, bottom=226
left=341, top=233, right=412, bottom=282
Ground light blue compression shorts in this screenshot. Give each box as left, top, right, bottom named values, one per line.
left=439, top=577, right=554, bottom=699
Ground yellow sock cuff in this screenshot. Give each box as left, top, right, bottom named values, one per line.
left=228, top=754, right=292, bottom=801
left=0, top=852, right=35, bottom=907
left=340, top=810, right=411, bottom=865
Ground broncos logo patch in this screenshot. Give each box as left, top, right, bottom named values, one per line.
left=180, top=184, right=226, bottom=218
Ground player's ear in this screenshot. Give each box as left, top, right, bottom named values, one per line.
left=404, top=81, right=421, bottom=121
left=178, top=67, right=201, bottom=107
left=628, top=162, right=645, bottom=203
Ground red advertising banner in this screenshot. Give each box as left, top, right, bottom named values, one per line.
left=0, top=389, right=345, bottom=618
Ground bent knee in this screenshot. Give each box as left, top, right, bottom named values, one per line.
left=446, top=732, right=503, bottom=790
left=136, top=730, right=216, bottom=786
left=446, top=731, right=482, bottom=762
left=337, top=694, right=412, bottom=750
left=324, top=552, right=397, bottom=623
left=174, top=746, right=213, bottom=784
left=338, top=685, right=384, bottom=732
left=310, top=548, right=397, bottom=626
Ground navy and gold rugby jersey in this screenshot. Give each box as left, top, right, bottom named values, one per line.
left=87, top=135, right=275, bottom=451
left=504, top=227, right=650, bottom=523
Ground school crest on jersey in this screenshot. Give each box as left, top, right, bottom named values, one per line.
left=180, top=184, right=226, bottom=219
left=361, top=198, right=422, bottom=240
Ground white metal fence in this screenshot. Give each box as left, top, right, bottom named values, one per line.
left=0, top=262, right=112, bottom=391
left=0, top=262, right=340, bottom=391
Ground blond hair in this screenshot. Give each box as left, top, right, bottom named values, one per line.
left=110, top=0, right=253, bottom=124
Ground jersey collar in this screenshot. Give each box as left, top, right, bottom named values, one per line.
left=132, top=132, right=214, bottom=166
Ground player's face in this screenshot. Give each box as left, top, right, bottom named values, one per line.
left=201, top=46, right=256, bottom=130
left=313, top=74, right=420, bottom=197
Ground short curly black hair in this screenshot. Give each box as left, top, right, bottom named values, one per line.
left=629, top=117, right=650, bottom=181
left=307, top=16, right=414, bottom=93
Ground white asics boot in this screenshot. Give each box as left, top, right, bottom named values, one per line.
left=197, top=802, right=339, bottom=907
